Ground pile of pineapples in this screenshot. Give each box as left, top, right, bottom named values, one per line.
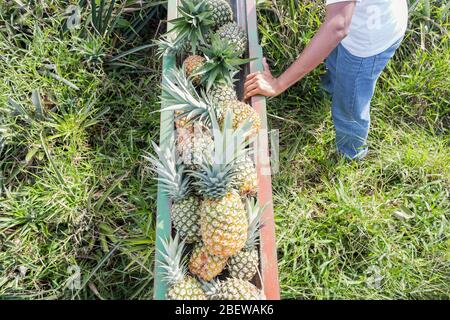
left=148, top=0, right=266, bottom=300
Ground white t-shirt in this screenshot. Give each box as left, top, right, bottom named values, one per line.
left=326, top=0, right=408, bottom=57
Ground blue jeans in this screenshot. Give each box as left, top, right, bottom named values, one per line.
left=322, top=38, right=402, bottom=160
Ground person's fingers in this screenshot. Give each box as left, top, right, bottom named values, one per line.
left=245, top=88, right=261, bottom=100
left=244, top=77, right=259, bottom=92
left=245, top=72, right=260, bottom=81
left=243, top=77, right=258, bottom=91
left=244, top=83, right=260, bottom=95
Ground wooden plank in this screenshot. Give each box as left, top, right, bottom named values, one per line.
left=232, top=0, right=248, bottom=99
left=245, top=0, right=281, bottom=300
left=153, top=0, right=178, bottom=301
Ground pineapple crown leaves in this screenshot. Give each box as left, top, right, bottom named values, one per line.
left=158, top=233, right=188, bottom=285
left=163, top=0, right=215, bottom=55
left=200, top=278, right=221, bottom=299
left=154, top=36, right=186, bottom=58
left=161, top=67, right=218, bottom=126
left=245, top=199, right=268, bottom=249
left=210, top=111, right=253, bottom=167
left=193, top=33, right=255, bottom=91
left=144, top=141, right=191, bottom=201
left=190, top=111, right=253, bottom=199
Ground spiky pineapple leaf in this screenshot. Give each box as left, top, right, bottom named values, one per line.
left=161, top=67, right=218, bottom=125
left=162, top=0, right=215, bottom=55
left=193, top=34, right=255, bottom=90
left=144, top=141, right=191, bottom=201
left=245, top=199, right=268, bottom=248
left=158, top=234, right=188, bottom=285
left=190, top=111, right=253, bottom=199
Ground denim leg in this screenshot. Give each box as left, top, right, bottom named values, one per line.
left=321, top=45, right=338, bottom=94
left=331, top=41, right=401, bottom=160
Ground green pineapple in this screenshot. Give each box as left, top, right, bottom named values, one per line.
left=195, top=33, right=253, bottom=91
left=216, top=22, right=247, bottom=56
left=145, top=142, right=201, bottom=243
left=159, top=234, right=207, bottom=300
left=227, top=199, right=266, bottom=280
left=208, top=82, right=237, bottom=105
left=190, top=112, right=254, bottom=257
left=204, top=0, right=233, bottom=28
left=202, top=278, right=265, bottom=300
left=157, top=0, right=215, bottom=56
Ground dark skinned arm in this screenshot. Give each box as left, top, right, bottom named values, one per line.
left=243, top=1, right=356, bottom=100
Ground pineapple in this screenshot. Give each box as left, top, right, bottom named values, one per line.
left=183, top=55, right=206, bottom=86
left=188, top=242, right=228, bottom=281
left=190, top=112, right=253, bottom=257
left=162, top=69, right=258, bottom=136
left=162, top=67, right=220, bottom=126
left=155, top=35, right=190, bottom=58
left=199, top=190, right=248, bottom=257
left=196, top=33, right=252, bottom=91
left=159, top=234, right=207, bottom=300
left=203, top=278, right=266, bottom=300
left=216, top=22, right=247, bottom=56
left=234, top=155, right=258, bottom=196
left=208, top=82, right=237, bottom=105
left=176, top=123, right=214, bottom=170
left=220, top=100, right=261, bottom=136
left=158, top=0, right=214, bottom=55
left=174, top=110, right=192, bottom=130
left=227, top=199, right=266, bottom=280
left=204, top=0, right=233, bottom=28
left=145, top=142, right=201, bottom=243
left=209, top=84, right=261, bottom=140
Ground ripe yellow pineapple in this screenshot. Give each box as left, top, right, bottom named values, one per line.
left=174, top=110, right=193, bottom=131
left=162, top=59, right=250, bottom=129
left=159, top=234, right=207, bottom=300
left=199, top=190, right=248, bottom=257
left=188, top=242, right=228, bottom=281
left=208, top=82, right=237, bottom=105
left=220, top=100, right=261, bottom=136
left=190, top=112, right=254, bottom=258
left=234, top=155, right=258, bottom=196
left=227, top=199, right=266, bottom=281
left=183, top=55, right=205, bottom=85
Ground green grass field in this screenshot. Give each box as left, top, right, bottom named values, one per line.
left=0, top=0, right=448, bottom=299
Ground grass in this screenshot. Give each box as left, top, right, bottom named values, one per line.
left=0, top=0, right=449, bottom=299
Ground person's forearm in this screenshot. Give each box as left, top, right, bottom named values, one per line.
left=275, top=3, right=355, bottom=93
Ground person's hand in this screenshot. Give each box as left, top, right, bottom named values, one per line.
left=243, top=58, right=283, bottom=100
